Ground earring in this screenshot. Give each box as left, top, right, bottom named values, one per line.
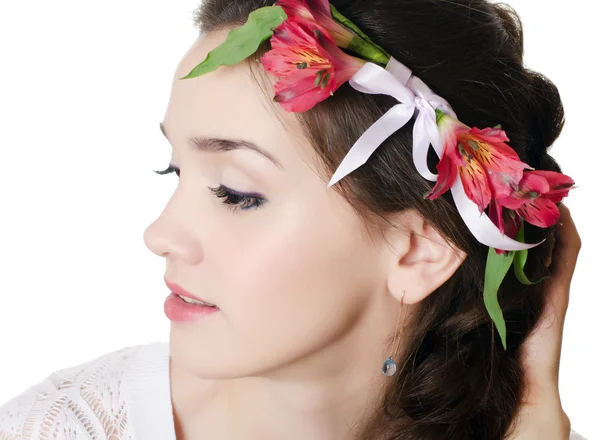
left=382, top=290, right=406, bottom=377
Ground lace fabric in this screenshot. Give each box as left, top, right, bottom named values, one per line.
left=0, top=342, right=588, bottom=439
left=0, top=345, right=141, bottom=440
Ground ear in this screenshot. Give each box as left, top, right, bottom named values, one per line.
left=383, top=209, right=467, bottom=305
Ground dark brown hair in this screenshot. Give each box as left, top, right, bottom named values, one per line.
left=193, top=1, right=565, bottom=438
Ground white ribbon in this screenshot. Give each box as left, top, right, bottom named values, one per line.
left=327, top=57, right=542, bottom=251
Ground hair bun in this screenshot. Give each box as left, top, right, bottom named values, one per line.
left=491, top=3, right=564, bottom=170
left=522, top=70, right=565, bottom=171
left=492, top=3, right=525, bottom=60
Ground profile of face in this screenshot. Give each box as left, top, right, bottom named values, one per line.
left=143, top=30, right=462, bottom=381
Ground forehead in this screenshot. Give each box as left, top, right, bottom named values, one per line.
left=163, top=30, right=311, bottom=166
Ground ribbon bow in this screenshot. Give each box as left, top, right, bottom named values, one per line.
left=328, top=57, right=540, bottom=251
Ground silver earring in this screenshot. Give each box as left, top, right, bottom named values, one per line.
left=382, top=290, right=406, bottom=377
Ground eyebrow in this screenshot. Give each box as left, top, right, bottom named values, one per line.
left=160, top=122, right=282, bottom=170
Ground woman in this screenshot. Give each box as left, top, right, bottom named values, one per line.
left=0, top=0, right=587, bottom=438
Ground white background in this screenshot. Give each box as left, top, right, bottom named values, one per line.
left=0, top=0, right=597, bottom=437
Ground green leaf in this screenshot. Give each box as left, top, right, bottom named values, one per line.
left=178, top=6, right=287, bottom=80
left=330, top=4, right=391, bottom=65
left=484, top=247, right=515, bottom=350
left=513, top=224, right=548, bottom=285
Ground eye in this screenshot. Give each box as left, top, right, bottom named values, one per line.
left=208, top=185, right=266, bottom=212
left=154, top=164, right=265, bottom=212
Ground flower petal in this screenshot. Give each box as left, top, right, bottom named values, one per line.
left=526, top=170, right=575, bottom=203
left=461, top=128, right=530, bottom=199
left=426, top=113, right=467, bottom=200
left=273, top=73, right=334, bottom=112
left=308, top=0, right=331, bottom=15
left=426, top=145, right=459, bottom=200
left=269, top=17, right=322, bottom=49
left=261, top=45, right=327, bottom=77
left=489, top=198, right=505, bottom=233
left=438, top=115, right=499, bottom=211
left=498, top=171, right=550, bottom=210
left=467, top=127, right=519, bottom=164
left=503, top=210, right=522, bottom=240
left=437, top=112, right=470, bottom=142
left=519, top=171, right=552, bottom=193
left=306, top=0, right=354, bottom=47
left=277, top=0, right=315, bottom=21
left=260, top=17, right=364, bottom=112
left=517, top=197, right=560, bottom=228
left=457, top=153, right=492, bottom=213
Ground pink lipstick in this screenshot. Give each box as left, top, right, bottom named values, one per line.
left=163, top=278, right=220, bottom=322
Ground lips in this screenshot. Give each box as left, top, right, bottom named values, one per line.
left=164, top=278, right=217, bottom=307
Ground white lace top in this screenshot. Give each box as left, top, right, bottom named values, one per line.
left=0, top=342, right=588, bottom=439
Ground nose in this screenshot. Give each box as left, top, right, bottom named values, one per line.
left=143, top=215, right=171, bottom=259
left=143, top=192, right=203, bottom=263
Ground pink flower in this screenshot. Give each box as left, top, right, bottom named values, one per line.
left=276, top=0, right=355, bottom=48
left=260, top=17, right=365, bottom=112
left=489, top=198, right=523, bottom=254
left=426, top=112, right=533, bottom=214
left=496, top=170, right=575, bottom=228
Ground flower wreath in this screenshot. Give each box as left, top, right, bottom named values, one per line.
left=178, top=0, right=575, bottom=349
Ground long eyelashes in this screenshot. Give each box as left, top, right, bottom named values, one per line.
left=208, top=185, right=265, bottom=211
left=154, top=165, right=266, bottom=212
left=154, top=165, right=180, bottom=177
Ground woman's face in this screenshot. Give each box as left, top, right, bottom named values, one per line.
left=144, top=30, right=391, bottom=379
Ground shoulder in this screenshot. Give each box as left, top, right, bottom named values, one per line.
left=0, top=341, right=169, bottom=440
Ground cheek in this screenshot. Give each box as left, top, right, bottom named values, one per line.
left=220, top=204, right=371, bottom=306
left=206, top=200, right=380, bottom=367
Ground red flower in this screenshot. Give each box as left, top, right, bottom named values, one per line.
left=426, top=112, right=532, bottom=214
left=489, top=198, right=522, bottom=238
left=276, top=0, right=354, bottom=48
left=489, top=198, right=523, bottom=254
left=260, top=17, right=365, bottom=112
left=496, top=170, right=575, bottom=228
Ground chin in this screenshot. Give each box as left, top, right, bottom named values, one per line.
left=168, top=328, right=266, bottom=379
